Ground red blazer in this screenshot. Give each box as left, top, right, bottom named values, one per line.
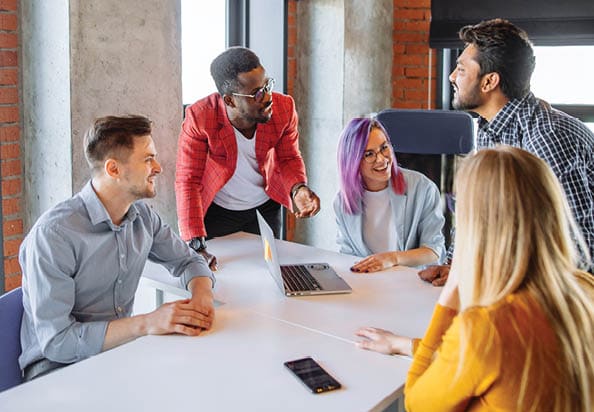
left=175, top=92, right=308, bottom=240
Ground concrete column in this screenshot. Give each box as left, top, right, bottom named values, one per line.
left=21, top=0, right=182, bottom=230
left=294, top=0, right=392, bottom=251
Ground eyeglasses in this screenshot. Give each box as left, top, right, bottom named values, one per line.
left=362, top=143, right=393, bottom=163
left=232, top=78, right=275, bottom=103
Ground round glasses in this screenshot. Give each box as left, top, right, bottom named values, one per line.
left=232, top=78, right=275, bottom=103
left=362, top=143, right=393, bottom=163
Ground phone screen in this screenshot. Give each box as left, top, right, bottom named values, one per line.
left=284, top=357, right=342, bottom=394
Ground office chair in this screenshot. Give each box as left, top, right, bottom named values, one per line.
left=376, top=109, right=475, bottom=249
left=0, top=287, right=24, bottom=392
left=376, top=108, right=474, bottom=155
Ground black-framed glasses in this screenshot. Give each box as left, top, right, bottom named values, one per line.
left=362, top=143, right=392, bottom=163
left=232, top=78, right=275, bottom=103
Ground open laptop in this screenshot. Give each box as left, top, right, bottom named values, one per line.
left=256, top=210, right=352, bottom=297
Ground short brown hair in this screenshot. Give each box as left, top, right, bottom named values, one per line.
left=84, top=115, right=152, bottom=172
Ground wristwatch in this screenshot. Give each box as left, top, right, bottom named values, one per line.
left=189, top=236, right=207, bottom=252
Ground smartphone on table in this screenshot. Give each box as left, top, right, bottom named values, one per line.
left=284, top=357, right=342, bottom=394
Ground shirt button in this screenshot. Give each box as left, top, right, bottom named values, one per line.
left=117, top=306, right=123, bottom=312
left=117, top=279, right=122, bottom=284
left=120, top=255, right=125, bottom=259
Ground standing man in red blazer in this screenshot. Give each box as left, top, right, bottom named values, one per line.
left=176, top=47, right=320, bottom=269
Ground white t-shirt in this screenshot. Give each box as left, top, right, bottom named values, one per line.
left=213, top=128, right=269, bottom=210
left=362, top=187, right=396, bottom=254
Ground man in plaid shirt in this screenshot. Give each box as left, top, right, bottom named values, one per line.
left=420, top=19, right=593, bottom=285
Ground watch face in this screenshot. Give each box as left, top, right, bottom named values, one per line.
left=190, top=238, right=204, bottom=251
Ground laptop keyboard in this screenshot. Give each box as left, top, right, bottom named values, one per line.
left=281, top=265, right=322, bottom=292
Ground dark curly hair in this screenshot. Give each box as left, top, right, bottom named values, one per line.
left=210, top=47, right=261, bottom=96
left=459, top=19, right=535, bottom=100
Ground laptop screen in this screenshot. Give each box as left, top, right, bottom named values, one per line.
left=256, top=211, right=285, bottom=291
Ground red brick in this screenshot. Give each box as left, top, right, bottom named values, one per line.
left=398, top=78, right=424, bottom=89
left=287, top=58, right=296, bottom=73
left=405, top=67, right=430, bottom=77
left=0, top=68, right=16, bottom=85
left=0, top=142, right=19, bottom=159
left=393, top=31, right=427, bottom=43
left=394, top=0, right=430, bottom=8
left=395, top=9, right=425, bottom=20
left=399, top=54, right=428, bottom=66
left=0, top=33, right=17, bottom=48
left=1, top=158, right=20, bottom=177
left=2, top=217, right=22, bottom=237
left=0, top=0, right=17, bottom=12
left=287, top=0, right=296, bottom=14
left=393, top=53, right=411, bottom=67
left=3, top=237, right=21, bottom=256
left=392, top=63, right=406, bottom=76
left=287, top=27, right=297, bottom=46
left=393, top=44, right=405, bottom=54
left=1, top=177, right=20, bottom=196
left=0, top=125, right=18, bottom=141
left=406, top=44, right=431, bottom=54
left=405, top=89, right=428, bottom=101
left=393, top=100, right=423, bottom=109
left=0, top=106, right=18, bottom=122
left=394, top=20, right=429, bottom=32
left=0, top=86, right=17, bottom=104
left=0, top=13, right=17, bottom=31
left=5, top=273, right=22, bottom=291
left=2, top=197, right=19, bottom=215
left=0, top=50, right=17, bottom=66
left=4, top=256, right=21, bottom=276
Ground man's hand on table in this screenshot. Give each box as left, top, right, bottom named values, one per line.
left=418, top=264, right=450, bottom=286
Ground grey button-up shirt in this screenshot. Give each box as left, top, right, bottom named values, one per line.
left=19, top=181, right=215, bottom=370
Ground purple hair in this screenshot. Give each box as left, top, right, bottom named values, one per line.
left=337, top=117, right=406, bottom=215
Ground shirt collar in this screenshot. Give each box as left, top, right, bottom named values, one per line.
left=80, top=181, right=140, bottom=227
left=478, top=92, right=536, bottom=136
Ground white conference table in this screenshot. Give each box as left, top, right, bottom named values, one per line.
left=0, top=232, right=441, bottom=412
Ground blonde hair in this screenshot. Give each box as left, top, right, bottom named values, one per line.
left=451, top=146, right=594, bottom=411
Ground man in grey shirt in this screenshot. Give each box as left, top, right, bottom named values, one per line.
left=19, top=115, right=216, bottom=381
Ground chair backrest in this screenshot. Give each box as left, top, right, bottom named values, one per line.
left=376, top=108, right=475, bottom=155
left=0, top=287, right=24, bottom=392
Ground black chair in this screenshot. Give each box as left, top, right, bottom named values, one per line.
left=376, top=109, right=474, bottom=155
left=376, top=109, right=475, bottom=249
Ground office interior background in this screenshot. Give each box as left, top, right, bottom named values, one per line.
left=1, top=0, right=593, bottom=293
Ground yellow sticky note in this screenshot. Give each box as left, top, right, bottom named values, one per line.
left=264, top=239, right=272, bottom=261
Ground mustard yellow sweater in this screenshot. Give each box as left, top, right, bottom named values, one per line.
left=405, top=290, right=561, bottom=411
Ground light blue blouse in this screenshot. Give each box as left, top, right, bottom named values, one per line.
left=333, top=168, right=445, bottom=264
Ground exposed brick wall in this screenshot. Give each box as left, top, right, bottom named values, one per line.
left=392, top=0, right=436, bottom=109
left=0, top=0, right=22, bottom=292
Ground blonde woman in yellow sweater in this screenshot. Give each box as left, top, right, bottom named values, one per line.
left=356, top=146, right=594, bottom=411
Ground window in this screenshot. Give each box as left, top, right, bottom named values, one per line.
left=531, top=46, right=594, bottom=132
left=181, top=1, right=226, bottom=105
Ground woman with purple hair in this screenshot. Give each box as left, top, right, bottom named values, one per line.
left=334, top=117, right=445, bottom=272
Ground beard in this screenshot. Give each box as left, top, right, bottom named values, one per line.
left=129, top=186, right=156, bottom=199
left=128, top=180, right=157, bottom=200
left=451, top=82, right=482, bottom=111
left=241, top=100, right=273, bottom=124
